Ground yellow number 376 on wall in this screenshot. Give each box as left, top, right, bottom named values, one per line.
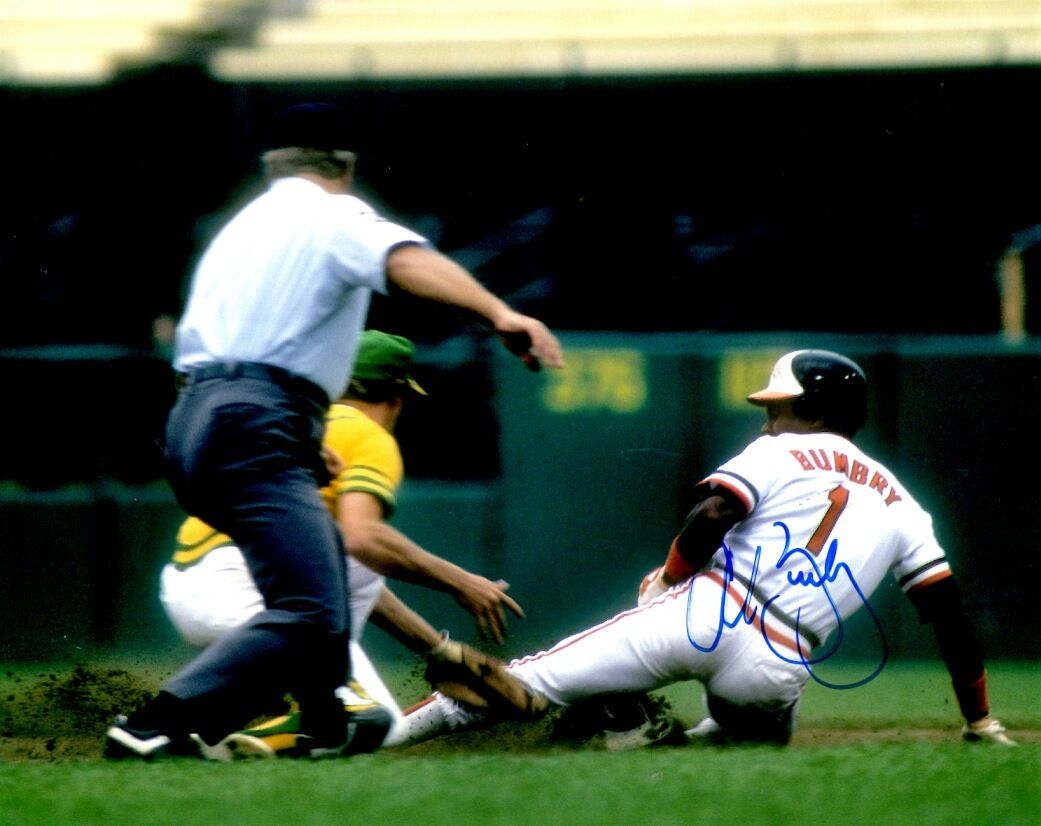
left=542, top=348, right=647, bottom=414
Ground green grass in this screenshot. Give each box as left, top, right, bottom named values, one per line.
left=1, top=743, right=1038, bottom=826
left=794, top=659, right=1041, bottom=729
left=651, top=659, right=1041, bottom=733
left=0, top=660, right=1039, bottom=826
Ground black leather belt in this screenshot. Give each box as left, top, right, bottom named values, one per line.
left=175, top=361, right=329, bottom=406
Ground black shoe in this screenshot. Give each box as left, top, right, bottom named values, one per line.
left=104, top=715, right=176, bottom=760
left=104, top=715, right=206, bottom=760
left=299, top=704, right=394, bottom=759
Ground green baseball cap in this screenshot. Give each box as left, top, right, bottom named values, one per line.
left=352, top=330, right=427, bottom=395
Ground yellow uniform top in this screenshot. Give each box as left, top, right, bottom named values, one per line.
left=171, top=403, right=404, bottom=567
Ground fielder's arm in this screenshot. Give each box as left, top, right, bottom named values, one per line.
left=906, top=577, right=1016, bottom=745
left=385, top=243, right=565, bottom=372
left=338, top=490, right=523, bottom=644
left=367, top=586, right=443, bottom=654
left=350, top=587, right=549, bottom=718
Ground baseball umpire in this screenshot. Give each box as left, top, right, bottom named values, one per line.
left=158, top=329, right=544, bottom=755
left=105, top=102, right=563, bottom=760
left=396, top=349, right=1015, bottom=748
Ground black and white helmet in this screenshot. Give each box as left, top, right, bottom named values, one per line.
left=747, top=349, right=867, bottom=435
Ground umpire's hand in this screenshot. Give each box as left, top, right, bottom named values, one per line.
left=492, top=309, right=565, bottom=372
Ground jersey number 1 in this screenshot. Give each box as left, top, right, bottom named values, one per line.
left=806, top=485, right=849, bottom=556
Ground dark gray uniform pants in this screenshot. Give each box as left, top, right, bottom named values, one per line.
left=161, top=363, right=349, bottom=738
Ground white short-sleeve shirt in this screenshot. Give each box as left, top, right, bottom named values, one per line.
left=174, top=177, right=430, bottom=399
left=701, top=431, right=950, bottom=648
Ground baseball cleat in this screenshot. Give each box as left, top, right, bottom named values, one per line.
left=211, top=688, right=396, bottom=760
left=229, top=711, right=302, bottom=758
left=962, top=717, right=1017, bottom=746
left=199, top=710, right=303, bottom=760
left=104, top=716, right=178, bottom=760
left=441, top=695, right=481, bottom=731
left=301, top=704, right=394, bottom=759
left=198, top=732, right=277, bottom=761
left=603, top=717, right=689, bottom=752
left=683, top=717, right=722, bottom=742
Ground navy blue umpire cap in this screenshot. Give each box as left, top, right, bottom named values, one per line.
left=266, top=102, right=352, bottom=152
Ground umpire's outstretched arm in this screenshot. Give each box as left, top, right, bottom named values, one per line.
left=385, top=243, right=564, bottom=373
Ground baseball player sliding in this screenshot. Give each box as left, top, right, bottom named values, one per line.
left=397, top=349, right=1016, bottom=747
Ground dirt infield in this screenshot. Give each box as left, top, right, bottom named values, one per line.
left=0, top=665, right=157, bottom=761
left=1, top=665, right=1035, bottom=762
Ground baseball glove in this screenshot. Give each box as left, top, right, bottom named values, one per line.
left=423, top=633, right=549, bottom=720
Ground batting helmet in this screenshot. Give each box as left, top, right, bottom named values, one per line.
left=747, top=349, right=867, bottom=436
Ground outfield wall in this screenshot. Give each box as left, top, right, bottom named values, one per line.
left=1, top=333, right=1038, bottom=662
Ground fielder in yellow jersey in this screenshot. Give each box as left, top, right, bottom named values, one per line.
left=159, top=330, right=524, bottom=753
left=170, top=402, right=402, bottom=570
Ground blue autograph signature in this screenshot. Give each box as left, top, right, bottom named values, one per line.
left=685, top=521, right=888, bottom=689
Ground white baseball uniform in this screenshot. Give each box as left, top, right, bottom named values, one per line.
left=402, top=430, right=952, bottom=743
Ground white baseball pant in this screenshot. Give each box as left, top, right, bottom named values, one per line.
left=159, top=545, right=405, bottom=739
left=402, top=572, right=810, bottom=744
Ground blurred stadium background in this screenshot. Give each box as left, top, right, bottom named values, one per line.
left=0, top=1, right=1039, bottom=665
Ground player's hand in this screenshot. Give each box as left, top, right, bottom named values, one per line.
left=492, top=310, right=565, bottom=372
left=638, top=566, right=669, bottom=606
left=453, top=575, right=525, bottom=645
left=962, top=715, right=1017, bottom=746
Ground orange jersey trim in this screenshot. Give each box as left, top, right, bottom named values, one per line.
left=907, top=569, right=953, bottom=592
